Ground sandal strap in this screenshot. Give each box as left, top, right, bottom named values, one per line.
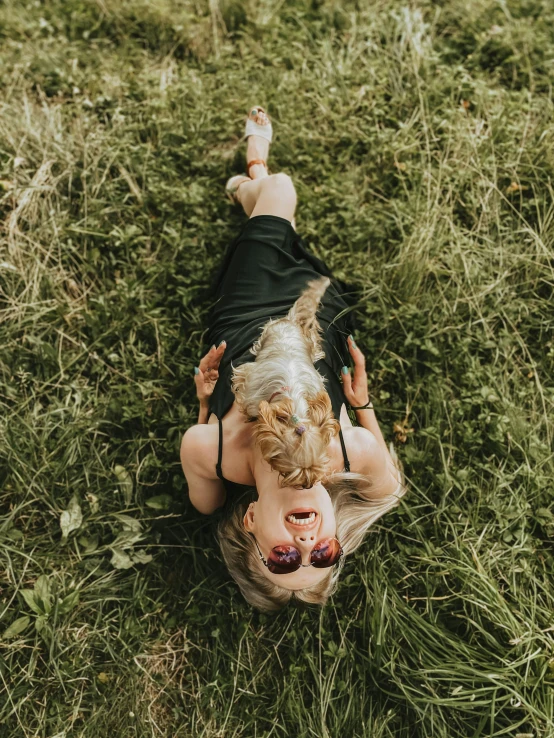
left=247, top=159, right=267, bottom=174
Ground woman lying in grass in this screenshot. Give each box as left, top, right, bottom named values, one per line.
left=181, top=107, right=404, bottom=610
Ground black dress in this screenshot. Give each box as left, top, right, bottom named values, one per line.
left=206, top=215, right=354, bottom=502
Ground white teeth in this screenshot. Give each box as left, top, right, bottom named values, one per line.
left=286, top=512, right=316, bottom=526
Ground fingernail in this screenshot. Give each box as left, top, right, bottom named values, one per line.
left=194, top=367, right=199, bottom=375
left=341, top=366, right=349, bottom=375
left=349, top=335, right=356, bottom=347
left=211, top=345, right=216, bottom=351
left=218, top=340, right=226, bottom=347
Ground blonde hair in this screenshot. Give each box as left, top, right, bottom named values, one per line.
left=232, top=277, right=339, bottom=489
left=218, top=454, right=405, bottom=611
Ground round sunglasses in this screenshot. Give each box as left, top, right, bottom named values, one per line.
left=250, top=534, right=343, bottom=574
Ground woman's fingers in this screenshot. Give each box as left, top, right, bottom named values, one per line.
left=348, top=336, right=367, bottom=385
left=341, top=366, right=353, bottom=399
left=198, top=341, right=227, bottom=372
left=348, top=335, right=366, bottom=369
left=345, top=336, right=370, bottom=405
left=193, top=367, right=204, bottom=390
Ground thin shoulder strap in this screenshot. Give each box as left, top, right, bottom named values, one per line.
left=216, top=417, right=224, bottom=480
left=339, top=429, right=350, bottom=472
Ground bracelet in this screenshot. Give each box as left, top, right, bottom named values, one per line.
left=350, top=400, right=374, bottom=411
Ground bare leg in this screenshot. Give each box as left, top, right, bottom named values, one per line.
left=238, top=173, right=297, bottom=223
left=234, top=108, right=297, bottom=226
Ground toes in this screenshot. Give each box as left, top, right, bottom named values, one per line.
left=250, top=107, right=269, bottom=126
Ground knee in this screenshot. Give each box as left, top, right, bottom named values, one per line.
left=263, top=172, right=296, bottom=199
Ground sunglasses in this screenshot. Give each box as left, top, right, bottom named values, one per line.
left=251, top=534, right=343, bottom=574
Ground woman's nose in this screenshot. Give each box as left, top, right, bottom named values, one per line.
left=294, top=533, right=315, bottom=546
left=294, top=533, right=315, bottom=563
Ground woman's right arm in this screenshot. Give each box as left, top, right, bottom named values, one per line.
left=182, top=341, right=228, bottom=514
left=180, top=425, right=226, bottom=514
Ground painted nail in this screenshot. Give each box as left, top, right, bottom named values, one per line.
left=251, top=108, right=258, bottom=116
left=349, top=335, right=356, bottom=347
left=194, top=367, right=199, bottom=375
left=341, top=366, right=349, bottom=375
left=218, top=340, right=226, bottom=347
left=211, top=344, right=216, bottom=351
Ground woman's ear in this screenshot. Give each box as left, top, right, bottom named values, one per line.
left=243, top=503, right=255, bottom=531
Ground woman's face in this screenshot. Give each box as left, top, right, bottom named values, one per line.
left=243, top=480, right=338, bottom=590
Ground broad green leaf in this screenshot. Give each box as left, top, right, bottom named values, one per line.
left=21, top=589, right=42, bottom=615
left=78, top=535, right=99, bottom=553
left=34, top=575, right=51, bottom=614
left=145, top=494, right=172, bottom=510
left=112, top=530, right=143, bottom=548
left=3, top=616, right=30, bottom=639
left=58, top=591, right=80, bottom=615
left=35, top=615, right=47, bottom=633
left=60, top=496, right=83, bottom=540
left=114, top=465, right=133, bottom=505
left=110, top=548, right=134, bottom=570
left=112, top=514, right=142, bottom=532
left=5, top=527, right=24, bottom=541
left=132, top=550, right=152, bottom=565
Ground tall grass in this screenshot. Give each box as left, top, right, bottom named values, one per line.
left=0, top=0, right=553, bottom=736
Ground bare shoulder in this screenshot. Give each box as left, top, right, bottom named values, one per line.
left=180, top=424, right=226, bottom=514
left=343, top=426, right=381, bottom=467
left=344, top=425, right=398, bottom=480
left=180, top=424, right=218, bottom=478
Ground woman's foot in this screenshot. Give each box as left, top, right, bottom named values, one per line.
left=225, top=106, right=273, bottom=205
left=245, top=106, right=272, bottom=181
left=225, top=174, right=251, bottom=204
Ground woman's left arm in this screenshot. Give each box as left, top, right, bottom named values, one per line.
left=341, top=336, right=402, bottom=496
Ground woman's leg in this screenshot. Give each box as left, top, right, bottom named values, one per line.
left=235, top=108, right=297, bottom=224
left=238, top=173, right=297, bottom=223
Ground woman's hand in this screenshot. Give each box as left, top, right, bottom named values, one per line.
left=341, top=336, right=370, bottom=408
left=194, top=341, right=227, bottom=404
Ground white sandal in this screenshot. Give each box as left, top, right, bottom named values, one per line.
left=244, top=105, right=272, bottom=177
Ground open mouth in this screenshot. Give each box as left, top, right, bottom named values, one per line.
left=285, top=509, right=318, bottom=526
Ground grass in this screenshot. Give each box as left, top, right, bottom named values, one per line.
left=0, top=0, right=553, bottom=735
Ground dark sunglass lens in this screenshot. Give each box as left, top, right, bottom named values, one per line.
left=311, top=538, right=342, bottom=568
left=267, top=545, right=302, bottom=574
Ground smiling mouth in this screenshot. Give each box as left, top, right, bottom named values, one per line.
left=285, top=510, right=318, bottom=526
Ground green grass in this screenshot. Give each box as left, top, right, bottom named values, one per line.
left=1, top=0, right=553, bottom=735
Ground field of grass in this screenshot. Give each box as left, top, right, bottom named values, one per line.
left=1, top=0, right=554, bottom=735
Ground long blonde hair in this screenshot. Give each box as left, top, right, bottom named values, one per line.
left=218, top=455, right=405, bottom=611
